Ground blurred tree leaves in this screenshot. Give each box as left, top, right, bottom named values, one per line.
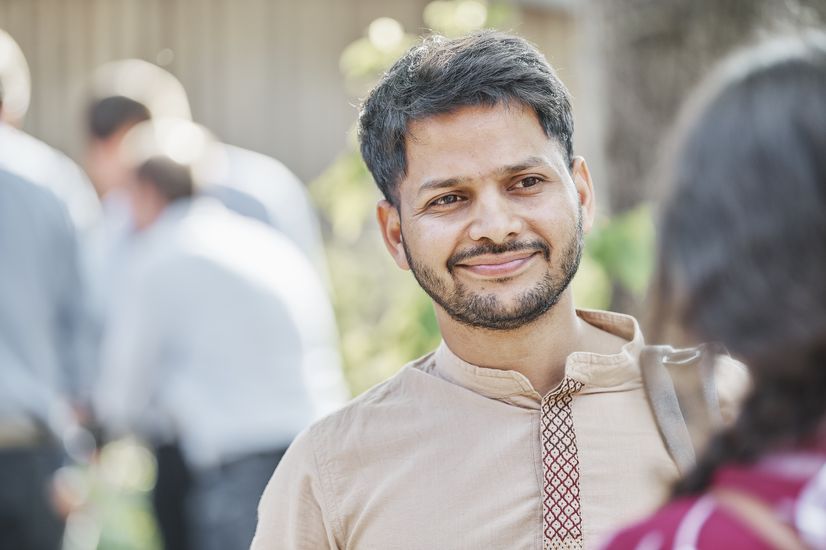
left=312, top=147, right=443, bottom=395
left=340, top=17, right=418, bottom=97
left=313, top=1, right=655, bottom=394
left=585, top=203, right=655, bottom=299
left=63, top=440, right=161, bottom=550
left=424, top=0, right=514, bottom=37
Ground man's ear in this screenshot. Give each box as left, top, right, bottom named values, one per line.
left=376, top=199, right=410, bottom=270
left=571, top=156, right=596, bottom=234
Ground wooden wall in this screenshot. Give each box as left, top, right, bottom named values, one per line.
left=0, top=0, right=581, bottom=183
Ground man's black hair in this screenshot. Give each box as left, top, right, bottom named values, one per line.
left=358, top=30, right=574, bottom=205
left=87, top=95, right=151, bottom=139
left=137, top=156, right=194, bottom=202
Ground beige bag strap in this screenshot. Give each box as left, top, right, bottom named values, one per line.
left=713, top=488, right=806, bottom=550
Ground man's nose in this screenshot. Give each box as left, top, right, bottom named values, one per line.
left=467, top=189, right=524, bottom=243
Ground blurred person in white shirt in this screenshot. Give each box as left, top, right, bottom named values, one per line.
left=85, top=58, right=329, bottom=279
left=93, top=119, right=347, bottom=550
left=0, top=29, right=100, bottom=233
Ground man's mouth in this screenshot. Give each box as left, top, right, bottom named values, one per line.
left=454, top=251, right=540, bottom=278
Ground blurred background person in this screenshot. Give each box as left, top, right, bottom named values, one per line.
left=86, top=58, right=330, bottom=281
left=82, top=58, right=335, bottom=345
left=603, top=32, right=826, bottom=549
left=81, top=59, right=347, bottom=550
left=0, top=29, right=100, bottom=233
left=0, top=168, right=92, bottom=550
left=93, top=119, right=346, bottom=550
left=83, top=94, right=153, bottom=328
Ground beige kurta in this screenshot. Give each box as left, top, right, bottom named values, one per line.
left=252, top=310, right=748, bottom=549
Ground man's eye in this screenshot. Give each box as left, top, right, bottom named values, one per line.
left=431, top=194, right=463, bottom=207
left=515, top=176, right=543, bottom=189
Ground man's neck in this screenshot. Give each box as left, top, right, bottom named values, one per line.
left=436, top=291, right=624, bottom=395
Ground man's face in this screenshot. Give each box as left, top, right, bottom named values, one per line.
left=84, top=125, right=138, bottom=199
left=377, top=102, right=596, bottom=331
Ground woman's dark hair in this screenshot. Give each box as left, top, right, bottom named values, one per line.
left=358, top=30, right=573, bottom=206
left=647, top=33, right=826, bottom=496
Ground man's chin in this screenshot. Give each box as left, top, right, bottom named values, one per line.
left=449, top=308, right=550, bottom=332
left=443, top=294, right=558, bottom=331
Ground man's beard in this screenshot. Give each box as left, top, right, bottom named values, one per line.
left=402, top=211, right=584, bottom=331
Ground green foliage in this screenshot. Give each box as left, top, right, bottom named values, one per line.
left=312, top=151, right=443, bottom=395
left=339, top=18, right=418, bottom=97
left=585, top=204, right=656, bottom=298
left=63, top=440, right=161, bottom=550
left=424, top=0, right=514, bottom=37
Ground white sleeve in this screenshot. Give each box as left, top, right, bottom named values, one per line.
left=94, top=265, right=167, bottom=437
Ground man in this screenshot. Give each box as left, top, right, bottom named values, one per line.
left=252, top=31, right=747, bottom=549
left=94, top=120, right=347, bottom=550
left=0, top=169, right=91, bottom=550
left=0, top=29, right=100, bottom=232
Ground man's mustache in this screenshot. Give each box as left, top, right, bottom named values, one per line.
left=447, top=240, right=551, bottom=272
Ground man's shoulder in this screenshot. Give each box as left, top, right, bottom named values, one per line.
left=0, top=168, right=59, bottom=206
left=0, top=169, right=73, bottom=233
left=0, top=126, right=82, bottom=180
left=298, top=352, right=438, bottom=452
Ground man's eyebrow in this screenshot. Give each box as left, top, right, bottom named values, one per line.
left=496, top=156, right=550, bottom=175
left=416, top=156, right=553, bottom=198
left=417, top=176, right=468, bottom=196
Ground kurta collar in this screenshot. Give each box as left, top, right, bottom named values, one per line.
left=430, top=309, right=645, bottom=408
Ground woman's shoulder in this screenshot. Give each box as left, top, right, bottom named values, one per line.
left=600, top=494, right=773, bottom=549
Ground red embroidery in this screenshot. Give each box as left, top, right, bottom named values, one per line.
left=541, top=377, right=585, bottom=549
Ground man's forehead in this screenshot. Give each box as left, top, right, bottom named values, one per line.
left=401, top=105, right=568, bottom=189
left=406, top=102, right=539, bottom=141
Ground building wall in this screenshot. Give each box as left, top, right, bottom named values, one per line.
left=1, top=0, right=582, bottom=184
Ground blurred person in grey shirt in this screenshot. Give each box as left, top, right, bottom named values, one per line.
left=0, top=169, right=92, bottom=550
left=93, top=120, right=347, bottom=550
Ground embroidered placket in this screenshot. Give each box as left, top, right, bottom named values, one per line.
left=541, top=377, right=585, bottom=550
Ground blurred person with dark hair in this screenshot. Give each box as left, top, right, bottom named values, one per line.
left=602, top=33, right=826, bottom=549
left=93, top=119, right=346, bottom=550
left=82, top=61, right=334, bottom=331
left=0, top=168, right=92, bottom=549
left=83, top=62, right=347, bottom=550
left=0, top=29, right=100, bottom=232
left=83, top=94, right=152, bottom=312
left=86, top=94, right=152, bottom=198
left=85, top=59, right=330, bottom=279
left=253, top=30, right=748, bottom=550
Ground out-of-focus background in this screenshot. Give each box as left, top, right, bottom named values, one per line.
left=1, top=0, right=824, bottom=548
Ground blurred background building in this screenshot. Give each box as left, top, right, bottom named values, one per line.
left=0, top=0, right=583, bottom=185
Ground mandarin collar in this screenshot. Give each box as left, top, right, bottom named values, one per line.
left=430, top=309, right=645, bottom=409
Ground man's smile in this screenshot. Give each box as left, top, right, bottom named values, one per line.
left=454, top=250, right=540, bottom=278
